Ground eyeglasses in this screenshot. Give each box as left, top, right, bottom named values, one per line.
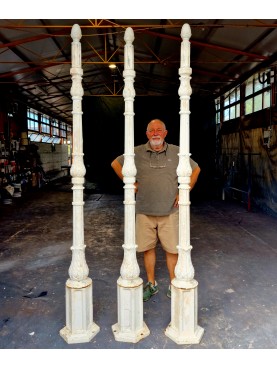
left=149, top=151, right=167, bottom=168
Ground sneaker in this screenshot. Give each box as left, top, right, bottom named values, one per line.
left=143, top=281, right=159, bottom=302
left=167, top=285, right=171, bottom=299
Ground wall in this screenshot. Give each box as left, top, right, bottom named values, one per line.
left=218, top=108, right=277, bottom=216
left=36, top=142, right=68, bottom=174
left=82, top=95, right=216, bottom=199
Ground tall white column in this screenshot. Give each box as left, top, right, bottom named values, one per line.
left=112, top=27, right=150, bottom=343
left=60, top=24, right=100, bottom=344
left=165, top=23, right=204, bottom=345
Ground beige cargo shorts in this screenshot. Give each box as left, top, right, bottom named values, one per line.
left=135, top=211, right=179, bottom=254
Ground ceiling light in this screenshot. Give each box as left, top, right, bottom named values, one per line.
left=109, top=64, right=116, bottom=69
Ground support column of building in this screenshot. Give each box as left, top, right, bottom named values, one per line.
left=112, top=27, right=150, bottom=343
left=165, top=23, right=204, bottom=345
left=60, top=24, right=100, bottom=344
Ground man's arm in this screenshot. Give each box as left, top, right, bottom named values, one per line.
left=111, top=159, right=138, bottom=192
left=173, top=165, right=201, bottom=207
left=111, top=159, right=123, bottom=180
left=190, top=165, right=201, bottom=190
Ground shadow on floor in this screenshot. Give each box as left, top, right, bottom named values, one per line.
left=0, top=178, right=276, bottom=357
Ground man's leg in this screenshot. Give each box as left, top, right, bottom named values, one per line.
left=165, top=251, right=178, bottom=281
left=143, top=248, right=159, bottom=301
left=144, top=248, right=156, bottom=284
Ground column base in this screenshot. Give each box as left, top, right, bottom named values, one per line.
left=60, top=277, right=100, bottom=344
left=165, top=323, right=204, bottom=345
left=60, top=322, right=100, bottom=344
left=112, top=321, right=150, bottom=343
left=165, top=279, right=204, bottom=345
left=112, top=276, right=150, bottom=343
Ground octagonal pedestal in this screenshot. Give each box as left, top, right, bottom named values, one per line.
left=60, top=277, right=100, bottom=344
left=165, top=280, right=204, bottom=344
left=112, top=277, right=150, bottom=343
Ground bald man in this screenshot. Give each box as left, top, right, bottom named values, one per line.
left=111, top=119, right=200, bottom=301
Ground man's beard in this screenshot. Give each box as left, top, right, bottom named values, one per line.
left=149, top=137, right=164, bottom=148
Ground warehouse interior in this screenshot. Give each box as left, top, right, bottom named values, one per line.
left=0, top=6, right=276, bottom=366
left=0, top=18, right=277, bottom=214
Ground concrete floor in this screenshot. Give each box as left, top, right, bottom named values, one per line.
left=0, top=177, right=276, bottom=356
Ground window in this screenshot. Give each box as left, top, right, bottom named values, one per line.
left=216, top=67, right=273, bottom=123
left=27, top=108, right=71, bottom=144
left=222, top=86, right=240, bottom=122
left=27, top=108, right=39, bottom=131
left=41, top=114, right=50, bottom=134
left=60, top=122, right=67, bottom=138
left=244, top=69, right=271, bottom=115
left=245, top=78, right=253, bottom=97
left=263, top=90, right=271, bottom=109
left=215, top=98, right=221, bottom=125
left=52, top=119, right=59, bottom=136
left=245, top=98, right=253, bottom=115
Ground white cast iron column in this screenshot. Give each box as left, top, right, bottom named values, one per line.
left=112, top=27, right=150, bottom=343
left=165, top=23, right=204, bottom=344
left=60, top=24, right=100, bottom=344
